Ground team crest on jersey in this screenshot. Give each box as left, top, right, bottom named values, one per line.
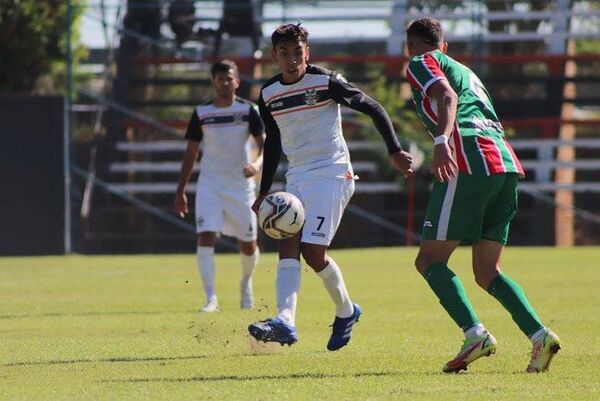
left=304, top=89, right=319, bottom=106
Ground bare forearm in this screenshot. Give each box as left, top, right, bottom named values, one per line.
left=434, top=93, right=457, bottom=138
left=177, top=150, right=199, bottom=193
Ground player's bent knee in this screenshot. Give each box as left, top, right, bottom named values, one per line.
left=300, top=247, right=327, bottom=271
left=473, top=267, right=501, bottom=289
left=414, top=253, right=433, bottom=274
left=239, top=241, right=257, bottom=255
left=303, top=254, right=327, bottom=271
left=474, top=275, right=489, bottom=289
left=197, top=232, right=217, bottom=247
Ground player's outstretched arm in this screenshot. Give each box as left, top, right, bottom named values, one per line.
left=391, top=150, right=414, bottom=177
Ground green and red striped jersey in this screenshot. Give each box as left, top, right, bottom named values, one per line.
left=406, top=50, right=524, bottom=177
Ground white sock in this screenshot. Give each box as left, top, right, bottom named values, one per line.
left=276, top=258, right=301, bottom=327
left=317, top=258, right=353, bottom=318
left=530, top=327, right=548, bottom=343
left=197, top=246, right=216, bottom=303
left=240, top=247, right=259, bottom=291
left=464, top=323, right=487, bottom=339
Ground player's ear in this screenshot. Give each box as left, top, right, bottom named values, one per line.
left=271, top=47, right=277, bottom=61
left=305, top=45, right=310, bottom=63
left=441, top=41, right=448, bottom=53
left=405, top=41, right=413, bottom=57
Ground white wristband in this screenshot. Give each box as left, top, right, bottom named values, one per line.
left=434, top=135, right=448, bottom=146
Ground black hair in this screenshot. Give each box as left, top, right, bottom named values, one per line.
left=406, top=18, right=444, bottom=45
left=271, top=23, right=309, bottom=48
left=211, top=60, right=238, bottom=78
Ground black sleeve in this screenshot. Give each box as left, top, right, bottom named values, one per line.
left=184, top=110, right=203, bottom=142
left=329, top=72, right=402, bottom=153
left=258, top=93, right=282, bottom=195
left=248, top=104, right=265, bottom=136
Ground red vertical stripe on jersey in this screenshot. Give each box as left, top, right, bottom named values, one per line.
left=451, top=125, right=470, bottom=174
left=505, top=139, right=525, bottom=177
left=476, top=136, right=506, bottom=174
left=422, top=98, right=438, bottom=123
left=422, top=54, right=444, bottom=78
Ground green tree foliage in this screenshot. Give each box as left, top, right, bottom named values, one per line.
left=357, top=77, right=432, bottom=177
left=0, top=0, right=86, bottom=94
left=367, top=77, right=429, bottom=148
left=576, top=1, right=600, bottom=55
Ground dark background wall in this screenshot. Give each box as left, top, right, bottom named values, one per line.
left=0, top=96, right=65, bottom=255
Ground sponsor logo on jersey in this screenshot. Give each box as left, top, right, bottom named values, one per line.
left=423, top=220, right=433, bottom=228
left=270, top=100, right=284, bottom=109
left=468, top=116, right=503, bottom=131
left=311, top=231, right=326, bottom=238
left=304, top=89, right=319, bottom=106
left=197, top=217, right=205, bottom=227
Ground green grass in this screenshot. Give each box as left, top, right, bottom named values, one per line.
left=1, top=247, right=599, bottom=400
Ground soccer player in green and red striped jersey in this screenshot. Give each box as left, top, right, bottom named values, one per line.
left=406, top=18, right=560, bottom=373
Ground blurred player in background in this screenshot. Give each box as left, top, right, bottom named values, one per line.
left=247, top=23, right=413, bottom=350
left=175, top=60, right=265, bottom=312
left=405, top=18, right=560, bottom=373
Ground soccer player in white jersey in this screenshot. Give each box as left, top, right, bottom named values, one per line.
left=247, top=24, right=413, bottom=350
left=175, top=60, right=265, bottom=312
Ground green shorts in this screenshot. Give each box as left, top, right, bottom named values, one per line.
left=422, top=173, right=519, bottom=245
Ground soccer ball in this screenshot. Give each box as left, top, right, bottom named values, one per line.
left=258, top=192, right=305, bottom=240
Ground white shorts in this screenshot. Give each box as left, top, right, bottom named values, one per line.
left=286, top=176, right=355, bottom=246
left=195, top=181, right=257, bottom=241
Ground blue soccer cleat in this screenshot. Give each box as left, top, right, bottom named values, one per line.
left=248, top=317, right=298, bottom=346
left=327, top=303, right=362, bottom=351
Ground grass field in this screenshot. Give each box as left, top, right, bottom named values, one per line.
left=1, top=247, right=599, bottom=400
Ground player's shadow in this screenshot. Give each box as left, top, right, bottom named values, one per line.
left=4, top=351, right=298, bottom=368
left=104, top=370, right=402, bottom=383
left=0, top=310, right=195, bottom=320
left=2, top=355, right=208, bottom=367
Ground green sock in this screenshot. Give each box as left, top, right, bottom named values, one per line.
left=423, top=263, right=480, bottom=331
left=487, top=274, right=544, bottom=337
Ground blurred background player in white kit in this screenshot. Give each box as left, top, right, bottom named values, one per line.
left=247, top=24, right=413, bottom=350
left=175, top=60, right=265, bottom=312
